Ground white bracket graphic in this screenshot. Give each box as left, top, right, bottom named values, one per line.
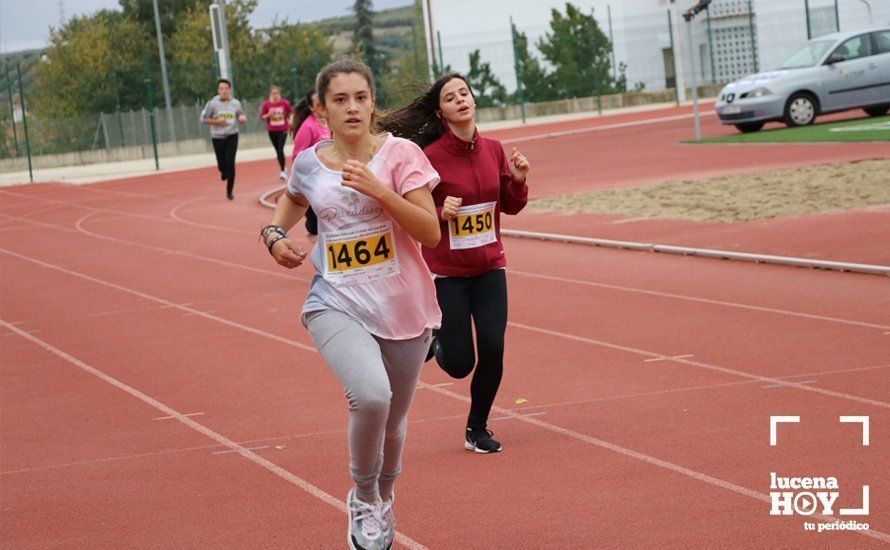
left=839, top=416, right=870, bottom=446
left=770, top=416, right=800, bottom=446
left=840, top=485, right=870, bottom=515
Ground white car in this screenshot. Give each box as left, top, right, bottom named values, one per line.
left=716, top=27, right=890, bottom=132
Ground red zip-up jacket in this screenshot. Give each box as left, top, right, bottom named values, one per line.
left=422, top=128, right=529, bottom=277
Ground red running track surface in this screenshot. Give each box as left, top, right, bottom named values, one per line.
left=1, top=106, right=888, bottom=548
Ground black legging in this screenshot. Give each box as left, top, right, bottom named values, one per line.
left=268, top=130, right=287, bottom=171
left=212, top=133, right=238, bottom=195
left=435, top=269, right=508, bottom=430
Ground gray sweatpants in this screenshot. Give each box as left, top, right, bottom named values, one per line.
left=305, top=309, right=431, bottom=502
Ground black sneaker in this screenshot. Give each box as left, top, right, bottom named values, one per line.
left=220, top=171, right=227, bottom=181
left=465, top=427, right=502, bottom=453
left=226, top=193, right=234, bottom=201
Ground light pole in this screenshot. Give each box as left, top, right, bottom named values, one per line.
left=152, top=0, right=175, bottom=141
left=684, top=0, right=712, bottom=141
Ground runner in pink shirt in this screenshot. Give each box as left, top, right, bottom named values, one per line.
left=259, top=86, right=292, bottom=181
left=289, top=89, right=331, bottom=237
left=260, top=60, right=441, bottom=550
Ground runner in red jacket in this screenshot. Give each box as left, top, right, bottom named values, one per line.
left=382, top=73, right=530, bottom=453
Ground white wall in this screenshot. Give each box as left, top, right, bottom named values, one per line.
left=424, top=0, right=890, bottom=94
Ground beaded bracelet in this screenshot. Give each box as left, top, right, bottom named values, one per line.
left=266, top=233, right=290, bottom=254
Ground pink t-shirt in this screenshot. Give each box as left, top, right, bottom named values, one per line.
left=291, top=114, right=331, bottom=161
left=288, top=134, right=442, bottom=340
left=260, top=99, right=292, bottom=131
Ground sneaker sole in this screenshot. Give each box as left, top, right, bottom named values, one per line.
left=464, top=441, right=503, bottom=453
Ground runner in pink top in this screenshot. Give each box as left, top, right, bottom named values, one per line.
left=259, top=86, right=292, bottom=180
left=289, top=88, right=331, bottom=236
left=291, top=90, right=330, bottom=162
left=260, top=60, right=441, bottom=550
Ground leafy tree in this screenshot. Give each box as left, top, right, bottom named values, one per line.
left=352, top=0, right=387, bottom=88
left=466, top=50, right=507, bottom=107
left=378, top=0, right=427, bottom=108
left=256, top=23, right=334, bottom=102
left=168, top=0, right=260, bottom=102
left=118, top=0, right=198, bottom=40
left=512, top=30, right=556, bottom=103
left=536, top=3, right=622, bottom=98
left=31, top=13, right=151, bottom=117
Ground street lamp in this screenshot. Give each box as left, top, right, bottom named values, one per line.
left=683, top=0, right=712, bottom=141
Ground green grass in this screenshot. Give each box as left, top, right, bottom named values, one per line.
left=691, top=115, right=890, bottom=143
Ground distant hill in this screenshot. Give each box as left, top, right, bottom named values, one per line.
left=294, top=4, right=421, bottom=66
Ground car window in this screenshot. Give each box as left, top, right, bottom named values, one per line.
left=778, top=40, right=834, bottom=68
left=830, top=35, right=873, bottom=62
left=872, top=30, right=890, bottom=54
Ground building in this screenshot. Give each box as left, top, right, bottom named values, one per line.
left=420, top=0, right=890, bottom=94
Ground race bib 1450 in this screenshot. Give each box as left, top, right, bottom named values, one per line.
left=448, top=201, right=497, bottom=250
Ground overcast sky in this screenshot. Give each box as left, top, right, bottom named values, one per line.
left=0, top=0, right=413, bottom=53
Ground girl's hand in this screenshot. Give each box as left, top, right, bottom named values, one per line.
left=341, top=160, right=389, bottom=200
left=440, top=196, right=463, bottom=221
left=510, top=147, right=530, bottom=183
left=270, top=238, right=307, bottom=269
left=238, top=114, right=247, bottom=124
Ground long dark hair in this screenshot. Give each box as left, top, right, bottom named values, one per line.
left=290, top=88, right=317, bottom=138
left=379, top=73, right=474, bottom=149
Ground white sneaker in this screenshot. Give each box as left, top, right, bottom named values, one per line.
left=279, top=170, right=287, bottom=181
left=380, top=493, right=395, bottom=550
left=347, top=488, right=384, bottom=550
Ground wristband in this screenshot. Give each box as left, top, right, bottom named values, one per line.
left=260, top=224, right=287, bottom=242
left=266, top=233, right=290, bottom=254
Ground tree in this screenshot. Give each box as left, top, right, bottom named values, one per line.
left=536, top=3, right=620, bottom=98
left=256, top=22, right=334, bottom=102
left=352, top=0, right=387, bottom=84
left=513, top=30, right=556, bottom=103
left=118, top=0, right=198, bottom=40
left=168, top=0, right=261, bottom=102
left=31, top=12, right=151, bottom=117
left=466, top=50, right=507, bottom=108
left=378, top=0, right=428, bottom=108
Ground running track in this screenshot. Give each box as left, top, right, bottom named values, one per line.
left=1, top=105, right=888, bottom=548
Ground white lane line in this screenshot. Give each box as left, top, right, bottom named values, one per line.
left=763, top=380, right=817, bottom=389
left=417, top=381, right=890, bottom=544
left=0, top=319, right=428, bottom=550
left=510, top=270, right=890, bottom=331
left=8, top=207, right=882, bottom=334
left=508, top=321, right=890, bottom=409
left=501, top=111, right=717, bottom=144
left=5, top=247, right=889, bottom=544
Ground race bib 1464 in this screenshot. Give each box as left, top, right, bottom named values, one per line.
left=323, top=222, right=399, bottom=286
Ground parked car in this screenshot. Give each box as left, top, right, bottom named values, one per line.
left=715, top=27, right=890, bottom=132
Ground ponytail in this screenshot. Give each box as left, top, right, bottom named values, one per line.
left=290, top=88, right=317, bottom=138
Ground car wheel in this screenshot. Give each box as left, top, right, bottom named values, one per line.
left=863, top=104, right=890, bottom=117
left=735, top=122, right=765, bottom=133
left=784, top=93, right=817, bottom=127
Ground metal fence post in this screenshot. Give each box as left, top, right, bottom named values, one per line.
left=748, top=0, right=758, bottom=73
left=436, top=31, right=445, bottom=73
left=143, top=58, right=159, bottom=170
left=706, top=6, right=715, bottom=82
left=510, top=17, right=527, bottom=124
left=16, top=64, right=33, bottom=183
left=805, top=0, right=812, bottom=40
left=667, top=9, right=680, bottom=105
left=5, top=65, right=20, bottom=156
